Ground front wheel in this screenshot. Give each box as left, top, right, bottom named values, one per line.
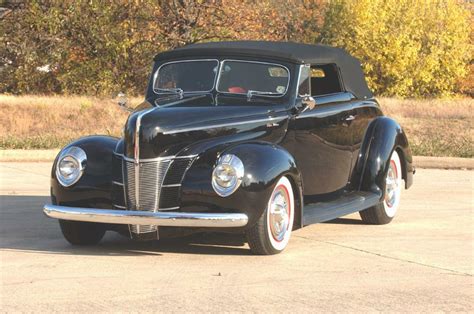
left=246, top=176, right=295, bottom=255
left=360, top=150, right=403, bottom=224
left=59, top=220, right=106, bottom=245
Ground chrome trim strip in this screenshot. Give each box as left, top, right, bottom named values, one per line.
left=161, top=116, right=286, bottom=135
left=112, top=181, right=123, bottom=186
left=296, top=64, right=311, bottom=97
left=159, top=206, right=180, bottom=211
left=216, top=59, right=290, bottom=98
left=121, top=159, right=132, bottom=237
left=152, top=59, right=219, bottom=95
left=162, top=184, right=181, bottom=188
left=123, top=155, right=198, bottom=163
left=114, top=152, right=198, bottom=163
left=295, top=64, right=303, bottom=96
left=133, top=108, right=155, bottom=210
left=43, top=204, right=248, bottom=228
left=112, top=204, right=181, bottom=213
left=295, top=101, right=354, bottom=120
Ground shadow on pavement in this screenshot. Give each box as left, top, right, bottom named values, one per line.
left=0, top=195, right=364, bottom=256
left=324, top=217, right=365, bottom=225
left=0, top=195, right=249, bottom=256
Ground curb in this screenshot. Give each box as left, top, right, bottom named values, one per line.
left=0, top=149, right=60, bottom=162
left=413, top=156, right=473, bottom=170
left=0, top=149, right=472, bottom=170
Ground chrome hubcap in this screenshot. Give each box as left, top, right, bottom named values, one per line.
left=385, top=161, right=399, bottom=208
left=269, top=188, right=290, bottom=242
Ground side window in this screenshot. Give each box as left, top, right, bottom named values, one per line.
left=310, top=64, right=343, bottom=96
left=297, top=65, right=311, bottom=96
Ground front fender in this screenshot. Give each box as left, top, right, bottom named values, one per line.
left=352, top=117, right=414, bottom=198
left=180, top=142, right=303, bottom=229
left=51, top=136, right=119, bottom=208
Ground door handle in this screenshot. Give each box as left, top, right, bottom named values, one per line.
left=345, top=115, right=356, bottom=121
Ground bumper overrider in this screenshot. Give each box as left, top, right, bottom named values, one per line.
left=43, top=204, right=249, bottom=228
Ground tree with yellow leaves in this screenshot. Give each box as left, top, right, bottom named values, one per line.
left=321, top=0, right=471, bottom=97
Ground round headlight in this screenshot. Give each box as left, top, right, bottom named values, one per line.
left=55, top=146, right=87, bottom=187
left=212, top=154, right=244, bottom=197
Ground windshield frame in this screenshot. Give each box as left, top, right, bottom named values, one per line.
left=152, top=59, right=220, bottom=95
left=215, top=59, right=291, bottom=98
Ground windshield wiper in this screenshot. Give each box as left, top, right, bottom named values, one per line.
left=155, top=88, right=184, bottom=99
left=246, top=90, right=283, bottom=101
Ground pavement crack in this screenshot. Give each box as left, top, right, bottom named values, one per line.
left=294, top=235, right=473, bottom=277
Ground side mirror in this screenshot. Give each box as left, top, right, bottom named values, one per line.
left=295, top=95, right=316, bottom=113
left=117, top=92, right=132, bottom=112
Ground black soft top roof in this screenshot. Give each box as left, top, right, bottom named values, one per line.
left=154, top=41, right=373, bottom=99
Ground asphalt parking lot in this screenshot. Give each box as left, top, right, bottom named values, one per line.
left=0, top=162, right=472, bottom=312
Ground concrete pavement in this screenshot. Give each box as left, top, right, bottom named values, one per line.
left=0, top=162, right=472, bottom=312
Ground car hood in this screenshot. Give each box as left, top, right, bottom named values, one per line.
left=122, top=96, right=290, bottom=159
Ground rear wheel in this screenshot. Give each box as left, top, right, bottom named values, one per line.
left=360, top=150, right=402, bottom=224
left=246, top=176, right=295, bottom=255
left=59, top=220, right=106, bottom=245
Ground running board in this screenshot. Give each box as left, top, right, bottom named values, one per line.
left=303, top=192, right=380, bottom=226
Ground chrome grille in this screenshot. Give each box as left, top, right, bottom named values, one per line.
left=123, top=159, right=172, bottom=234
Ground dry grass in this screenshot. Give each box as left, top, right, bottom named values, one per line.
left=0, top=95, right=472, bottom=157
left=0, top=95, right=139, bottom=149
left=379, top=97, right=473, bottom=158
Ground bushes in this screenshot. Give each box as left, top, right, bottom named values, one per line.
left=0, top=0, right=471, bottom=97
left=321, top=0, right=471, bottom=97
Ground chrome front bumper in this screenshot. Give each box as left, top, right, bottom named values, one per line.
left=43, top=204, right=248, bottom=228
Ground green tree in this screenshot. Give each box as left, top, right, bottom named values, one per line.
left=0, top=0, right=294, bottom=95
left=1, top=1, right=162, bottom=95
left=320, top=0, right=472, bottom=97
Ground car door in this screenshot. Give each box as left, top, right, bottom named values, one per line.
left=282, top=64, right=355, bottom=203
left=349, top=100, right=384, bottom=177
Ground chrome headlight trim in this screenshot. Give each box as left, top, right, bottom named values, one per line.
left=55, top=146, right=87, bottom=187
left=212, top=154, right=244, bottom=197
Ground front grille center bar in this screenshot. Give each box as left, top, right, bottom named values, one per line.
left=134, top=108, right=154, bottom=211
left=126, top=108, right=198, bottom=236
left=133, top=108, right=155, bottom=235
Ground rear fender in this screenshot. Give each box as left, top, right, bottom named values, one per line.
left=351, top=117, right=414, bottom=198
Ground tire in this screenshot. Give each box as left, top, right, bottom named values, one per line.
left=59, top=220, right=106, bottom=245
left=360, top=150, right=403, bottom=224
left=246, top=176, right=295, bottom=255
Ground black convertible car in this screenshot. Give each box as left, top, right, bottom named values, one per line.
left=44, top=41, right=414, bottom=255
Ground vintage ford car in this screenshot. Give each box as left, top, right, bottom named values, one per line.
left=43, top=41, right=414, bottom=255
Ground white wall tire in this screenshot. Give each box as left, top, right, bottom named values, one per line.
left=246, top=176, right=295, bottom=255
left=360, top=150, right=403, bottom=225
left=383, top=150, right=402, bottom=218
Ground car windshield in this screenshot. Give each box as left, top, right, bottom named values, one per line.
left=217, top=60, right=289, bottom=96
left=154, top=60, right=218, bottom=93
